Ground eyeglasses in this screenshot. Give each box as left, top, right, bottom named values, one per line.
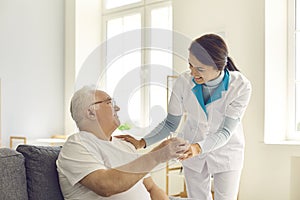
left=89, top=98, right=116, bottom=108
left=189, top=63, right=207, bottom=72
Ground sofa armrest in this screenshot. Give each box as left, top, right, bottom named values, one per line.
left=0, top=148, right=28, bottom=200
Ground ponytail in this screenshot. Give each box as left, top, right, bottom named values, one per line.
left=225, top=56, right=239, bottom=71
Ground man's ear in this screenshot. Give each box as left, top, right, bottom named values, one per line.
left=86, top=108, right=96, bottom=120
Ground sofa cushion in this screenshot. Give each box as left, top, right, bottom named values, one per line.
left=0, top=148, right=28, bottom=200
left=16, top=145, right=63, bottom=200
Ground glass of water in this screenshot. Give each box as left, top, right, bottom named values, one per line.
left=169, top=132, right=189, bottom=163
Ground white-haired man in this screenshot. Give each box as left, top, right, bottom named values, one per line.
left=56, top=86, right=189, bottom=200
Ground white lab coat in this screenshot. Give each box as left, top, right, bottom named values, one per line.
left=168, top=70, right=252, bottom=174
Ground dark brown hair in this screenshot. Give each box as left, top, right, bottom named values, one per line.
left=189, top=34, right=239, bottom=71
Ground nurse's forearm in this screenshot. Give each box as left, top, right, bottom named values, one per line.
left=143, top=113, right=182, bottom=147
left=198, top=116, right=240, bottom=154
left=198, top=129, right=230, bottom=154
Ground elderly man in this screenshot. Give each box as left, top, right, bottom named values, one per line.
left=56, top=86, right=188, bottom=200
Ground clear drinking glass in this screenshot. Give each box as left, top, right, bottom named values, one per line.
left=169, top=132, right=189, bottom=164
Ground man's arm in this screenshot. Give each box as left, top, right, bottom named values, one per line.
left=79, top=154, right=154, bottom=197
left=79, top=138, right=188, bottom=197
left=143, top=176, right=169, bottom=200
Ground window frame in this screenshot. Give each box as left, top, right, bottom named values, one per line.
left=101, top=0, right=172, bottom=128
left=265, top=0, right=300, bottom=144
left=102, top=7, right=145, bottom=125
left=287, top=0, right=299, bottom=139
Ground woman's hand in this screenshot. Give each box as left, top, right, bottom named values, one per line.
left=178, top=143, right=202, bottom=161
left=114, top=135, right=146, bottom=149
left=150, top=137, right=189, bottom=163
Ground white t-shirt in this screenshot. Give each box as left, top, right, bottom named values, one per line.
left=56, top=131, right=151, bottom=200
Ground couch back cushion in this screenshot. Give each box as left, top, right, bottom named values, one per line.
left=16, top=145, right=64, bottom=200
left=0, top=148, right=28, bottom=200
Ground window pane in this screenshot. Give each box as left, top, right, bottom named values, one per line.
left=106, top=14, right=142, bottom=125
left=149, top=51, right=172, bottom=123
left=148, top=6, right=173, bottom=127
left=151, top=6, right=172, bottom=29
left=106, top=52, right=142, bottom=125
left=296, top=32, right=300, bottom=80
left=105, top=0, right=141, bottom=9
left=107, top=18, right=123, bottom=38
left=296, top=83, right=300, bottom=131
left=124, top=14, right=141, bottom=31
left=106, top=52, right=141, bottom=93
left=296, top=0, right=300, bottom=30
left=104, top=5, right=173, bottom=130
left=128, top=89, right=141, bottom=125
left=107, top=14, right=141, bottom=38
left=296, top=3, right=300, bottom=133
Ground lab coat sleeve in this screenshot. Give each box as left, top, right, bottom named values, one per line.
left=143, top=113, right=182, bottom=147
left=225, top=80, right=252, bottom=120
left=198, top=77, right=252, bottom=153
left=198, top=116, right=240, bottom=154
left=143, top=75, right=186, bottom=147
left=167, top=75, right=185, bottom=116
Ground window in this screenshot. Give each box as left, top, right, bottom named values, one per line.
left=102, top=0, right=172, bottom=133
left=295, top=0, right=300, bottom=135
left=265, top=0, right=300, bottom=143
left=104, top=0, right=141, bottom=10
left=288, top=0, right=300, bottom=139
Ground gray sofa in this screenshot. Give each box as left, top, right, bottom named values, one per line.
left=0, top=145, right=64, bottom=200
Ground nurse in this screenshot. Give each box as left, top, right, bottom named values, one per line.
left=116, top=33, right=252, bottom=200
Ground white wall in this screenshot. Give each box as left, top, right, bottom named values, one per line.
left=173, top=0, right=300, bottom=199
left=0, top=0, right=65, bottom=146
left=2, top=0, right=300, bottom=199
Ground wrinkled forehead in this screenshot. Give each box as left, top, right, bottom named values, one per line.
left=94, top=90, right=111, bottom=101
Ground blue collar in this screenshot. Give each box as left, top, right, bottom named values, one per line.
left=191, top=69, right=230, bottom=116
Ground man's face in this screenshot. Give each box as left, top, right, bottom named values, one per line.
left=91, top=91, right=120, bottom=137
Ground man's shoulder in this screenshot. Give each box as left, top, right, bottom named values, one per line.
left=60, top=131, right=99, bottom=156
left=111, top=137, right=137, bottom=153
left=63, top=131, right=99, bottom=147
left=63, top=132, right=81, bottom=142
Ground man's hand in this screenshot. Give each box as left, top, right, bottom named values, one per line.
left=114, top=135, right=146, bottom=149
left=143, top=177, right=169, bottom=200
left=178, top=143, right=202, bottom=161
left=150, top=138, right=189, bottom=163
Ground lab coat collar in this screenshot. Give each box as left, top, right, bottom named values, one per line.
left=191, top=81, right=207, bottom=115
left=206, top=69, right=229, bottom=104
left=191, top=69, right=230, bottom=116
